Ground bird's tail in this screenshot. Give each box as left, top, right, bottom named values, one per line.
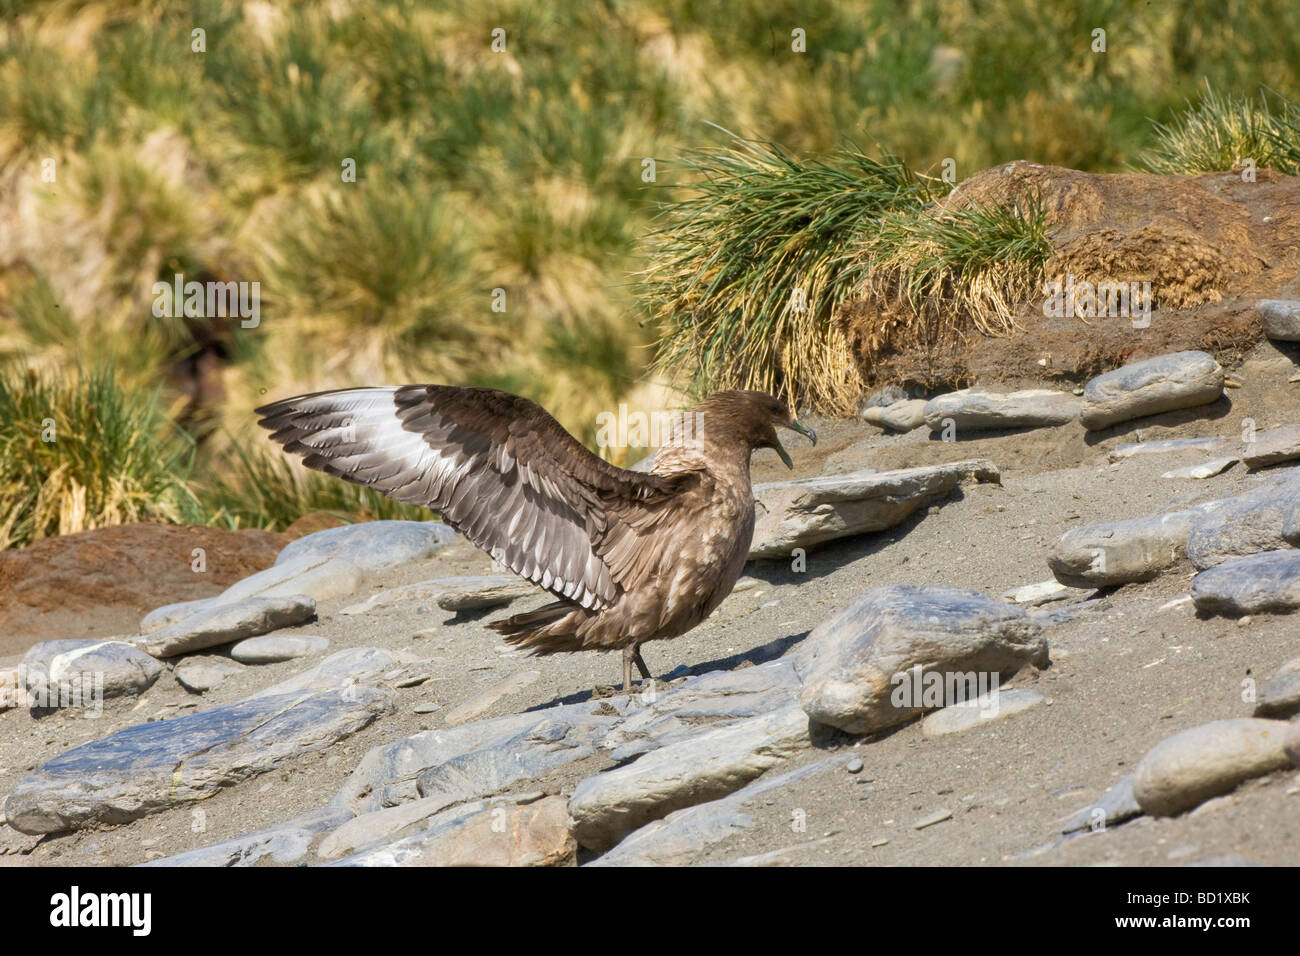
left=487, top=600, right=583, bottom=654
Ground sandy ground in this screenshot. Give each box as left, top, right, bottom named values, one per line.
left=2, top=340, right=1299, bottom=866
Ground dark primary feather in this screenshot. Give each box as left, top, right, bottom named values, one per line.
left=255, top=385, right=688, bottom=611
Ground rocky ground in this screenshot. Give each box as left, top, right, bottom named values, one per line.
left=2, top=332, right=1300, bottom=867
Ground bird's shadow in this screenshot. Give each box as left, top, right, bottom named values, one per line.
left=529, top=632, right=808, bottom=711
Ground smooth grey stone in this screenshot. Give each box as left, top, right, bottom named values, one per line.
left=143, top=594, right=316, bottom=658
left=1255, top=657, right=1300, bottom=718
left=568, top=705, right=813, bottom=853
left=275, top=520, right=456, bottom=573
left=1079, top=351, right=1223, bottom=430
left=1257, top=299, right=1300, bottom=341
left=862, top=384, right=911, bottom=409
left=922, top=389, right=1080, bottom=432
left=230, top=634, right=330, bottom=664
left=214, top=553, right=364, bottom=606
left=1061, top=775, right=1142, bottom=834
left=1241, top=424, right=1300, bottom=469
left=4, top=682, right=395, bottom=834
left=920, top=688, right=1043, bottom=737
left=1109, top=437, right=1228, bottom=462
left=138, top=805, right=353, bottom=867
left=1186, top=471, right=1300, bottom=568
left=22, top=640, right=162, bottom=704
left=173, top=657, right=245, bottom=693
left=863, top=399, right=929, bottom=432
left=1048, top=508, right=1204, bottom=587
left=588, top=759, right=838, bottom=866
left=140, top=599, right=214, bottom=635
left=1190, top=549, right=1300, bottom=615
left=1133, top=718, right=1292, bottom=816
left=1002, top=580, right=1078, bottom=606
left=749, top=459, right=1000, bottom=559
left=793, top=585, right=1047, bottom=735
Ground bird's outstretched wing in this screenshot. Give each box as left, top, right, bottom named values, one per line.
left=256, top=386, right=686, bottom=610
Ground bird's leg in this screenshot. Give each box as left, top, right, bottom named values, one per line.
left=621, top=642, right=652, bottom=693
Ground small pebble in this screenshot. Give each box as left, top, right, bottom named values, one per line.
left=845, top=758, right=864, bottom=774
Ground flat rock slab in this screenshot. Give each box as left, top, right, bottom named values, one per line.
left=1257, top=299, right=1300, bottom=341
left=1133, top=718, right=1293, bottom=816
left=143, top=594, right=316, bottom=658
left=863, top=399, right=928, bottom=432
left=442, top=670, right=542, bottom=726
left=230, top=633, right=330, bottom=664
left=603, top=659, right=801, bottom=761
left=1079, top=351, right=1223, bottom=430
left=1002, top=580, right=1080, bottom=606
left=1241, top=424, right=1300, bottom=469
left=1109, top=437, right=1228, bottom=462
left=920, top=688, right=1043, bottom=737
left=1162, top=458, right=1238, bottom=480
left=4, top=683, right=394, bottom=834
left=327, top=795, right=575, bottom=867
left=1185, top=469, right=1300, bottom=569
left=1061, top=775, right=1142, bottom=834
left=923, top=389, right=1079, bottom=432
left=1190, top=549, right=1300, bottom=615
left=793, top=585, right=1047, bottom=735
left=588, top=758, right=838, bottom=866
left=749, top=459, right=1000, bottom=559
left=1254, top=657, right=1300, bottom=719
left=23, top=639, right=162, bottom=704
left=568, top=704, right=813, bottom=852
left=173, top=657, right=245, bottom=694
left=140, top=806, right=353, bottom=867
left=338, top=699, right=630, bottom=814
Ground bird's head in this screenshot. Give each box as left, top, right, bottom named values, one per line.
left=692, top=390, right=817, bottom=469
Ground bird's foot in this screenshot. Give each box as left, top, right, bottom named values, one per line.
left=621, top=643, right=653, bottom=693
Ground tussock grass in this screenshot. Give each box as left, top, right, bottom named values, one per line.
left=645, top=132, right=931, bottom=413
left=197, top=445, right=431, bottom=532
left=0, top=365, right=201, bottom=549
left=1140, top=84, right=1300, bottom=176
left=859, top=192, right=1052, bottom=338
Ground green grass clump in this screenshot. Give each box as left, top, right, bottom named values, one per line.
left=1140, top=84, right=1300, bottom=175
left=645, top=131, right=933, bottom=413
left=195, top=445, right=431, bottom=533
left=0, top=365, right=202, bottom=549
left=861, top=192, right=1052, bottom=338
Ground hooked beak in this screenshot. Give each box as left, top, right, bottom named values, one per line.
left=774, top=419, right=817, bottom=470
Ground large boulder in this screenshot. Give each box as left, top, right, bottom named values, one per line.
left=3, top=649, right=400, bottom=834
left=1079, top=351, right=1223, bottom=430
left=792, top=585, right=1048, bottom=735
left=1190, top=549, right=1300, bottom=615
left=1133, top=719, right=1293, bottom=816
